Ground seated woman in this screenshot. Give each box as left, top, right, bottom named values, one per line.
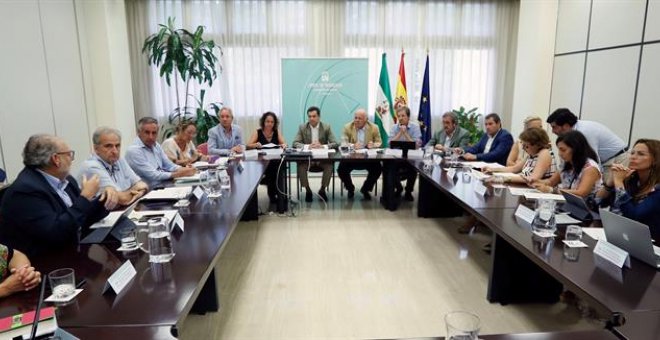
left=162, top=122, right=209, bottom=166
left=531, top=130, right=602, bottom=199
left=484, top=127, right=557, bottom=184
left=506, top=115, right=543, bottom=167
left=599, top=138, right=660, bottom=239
left=246, top=112, right=287, bottom=203
left=0, top=244, right=41, bottom=297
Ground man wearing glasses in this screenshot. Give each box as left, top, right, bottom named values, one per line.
left=78, top=127, right=149, bottom=209
left=0, top=134, right=109, bottom=257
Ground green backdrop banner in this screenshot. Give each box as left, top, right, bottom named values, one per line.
left=281, top=58, right=368, bottom=144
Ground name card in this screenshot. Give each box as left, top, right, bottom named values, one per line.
left=311, top=149, right=329, bottom=159
left=407, top=149, right=424, bottom=160
left=367, top=149, right=378, bottom=158
left=172, top=212, right=184, bottom=232
left=594, top=239, right=631, bottom=269
left=103, top=260, right=137, bottom=295
left=244, top=149, right=259, bottom=160
left=384, top=149, right=403, bottom=158
left=192, top=186, right=205, bottom=199
left=474, top=180, right=488, bottom=196
left=514, top=204, right=535, bottom=225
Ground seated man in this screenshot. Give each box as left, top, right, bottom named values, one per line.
left=125, top=117, right=196, bottom=188
left=455, top=113, right=513, bottom=166
left=389, top=106, right=422, bottom=201
left=208, top=107, right=244, bottom=156
left=292, top=106, right=338, bottom=202
left=337, top=108, right=382, bottom=200
left=425, top=111, right=470, bottom=153
left=78, top=127, right=149, bottom=208
left=0, top=134, right=108, bottom=257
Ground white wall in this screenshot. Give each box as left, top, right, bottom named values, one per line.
left=0, top=0, right=135, bottom=181
left=510, top=0, right=558, bottom=138
left=549, top=0, right=660, bottom=144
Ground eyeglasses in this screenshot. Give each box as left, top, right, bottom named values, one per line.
left=56, top=150, right=75, bottom=160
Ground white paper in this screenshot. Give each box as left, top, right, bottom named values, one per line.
left=173, top=213, right=184, bottom=232
left=514, top=204, right=535, bottom=224
left=593, top=240, right=631, bottom=268
left=407, top=149, right=424, bottom=160
left=555, top=213, right=581, bottom=225
left=367, top=149, right=378, bottom=158
left=244, top=149, right=259, bottom=160
left=524, top=192, right=566, bottom=202
left=583, top=227, right=607, bottom=241
left=459, top=161, right=504, bottom=169
left=264, top=148, right=283, bottom=156
left=474, top=181, right=488, bottom=196
left=214, top=157, right=229, bottom=166
left=45, top=289, right=83, bottom=302
left=470, top=170, right=490, bottom=181
left=142, top=187, right=192, bottom=200
left=175, top=173, right=201, bottom=183
left=103, top=261, right=137, bottom=295
left=311, top=149, right=329, bottom=159
left=563, top=240, right=589, bottom=248
left=129, top=210, right=179, bottom=227
left=493, top=172, right=520, bottom=179
left=192, top=161, right=210, bottom=168
left=262, top=143, right=278, bottom=148
left=509, top=187, right=540, bottom=196
left=384, top=149, right=403, bottom=158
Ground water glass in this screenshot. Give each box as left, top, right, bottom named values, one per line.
left=532, top=199, right=557, bottom=235
left=340, top=137, right=349, bottom=156
left=450, top=148, right=459, bottom=166
left=206, top=169, right=222, bottom=198
left=445, top=311, right=480, bottom=340
left=48, top=268, right=76, bottom=299
left=563, top=225, right=583, bottom=261
left=139, top=217, right=175, bottom=263
left=462, top=166, right=472, bottom=183
left=120, top=228, right=138, bottom=250
left=491, top=175, right=504, bottom=196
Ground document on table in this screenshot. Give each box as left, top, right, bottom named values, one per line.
left=470, top=170, right=490, bottom=180
left=459, top=161, right=504, bottom=169
left=555, top=213, right=582, bottom=225
left=192, top=161, right=210, bottom=168
left=523, top=192, right=566, bottom=201
left=493, top=172, right=520, bottom=179
left=175, top=173, right=201, bottom=183
left=142, top=187, right=192, bottom=200
left=509, top=187, right=539, bottom=196
left=583, top=227, right=606, bottom=241
left=261, top=143, right=278, bottom=148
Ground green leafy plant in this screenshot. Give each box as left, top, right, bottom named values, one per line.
left=453, top=106, right=484, bottom=145
left=161, top=90, right=222, bottom=145
left=142, top=16, right=221, bottom=140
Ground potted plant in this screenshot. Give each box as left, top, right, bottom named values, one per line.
left=142, top=16, right=222, bottom=142
left=452, top=106, right=484, bottom=146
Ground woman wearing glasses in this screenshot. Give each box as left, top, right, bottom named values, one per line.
left=162, top=122, right=209, bottom=166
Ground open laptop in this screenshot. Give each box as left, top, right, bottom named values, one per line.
left=389, top=140, right=416, bottom=158
left=80, top=200, right=139, bottom=244
left=560, top=191, right=600, bottom=221
left=600, top=208, right=660, bottom=269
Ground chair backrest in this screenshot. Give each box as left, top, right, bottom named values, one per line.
left=197, top=143, right=209, bottom=155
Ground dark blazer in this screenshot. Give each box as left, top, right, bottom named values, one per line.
left=0, top=167, right=108, bottom=257
left=463, top=129, right=514, bottom=166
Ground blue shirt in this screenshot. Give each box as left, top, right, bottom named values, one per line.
left=78, top=155, right=142, bottom=191
left=208, top=124, right=243, bottom=156
left=125, top=138, right=180, bottom=187
left=36, top=169, right=72, bottom=207
left=389, top=122, right=422, bottom=147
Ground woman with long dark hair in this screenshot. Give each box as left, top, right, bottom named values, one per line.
left=531, top=130, right=602, bottom=198
left=246, top=112, right=287, bottom=203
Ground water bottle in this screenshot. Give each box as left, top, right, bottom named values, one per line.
left=532, top=199, right=557, bottom=235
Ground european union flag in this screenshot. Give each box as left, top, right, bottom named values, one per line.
left=418, top=55, right=431, bottom=145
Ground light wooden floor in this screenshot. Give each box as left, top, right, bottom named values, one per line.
left=180, top=178, right=600, bottom=339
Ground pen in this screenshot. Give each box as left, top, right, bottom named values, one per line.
left=76, top=279, right=87, bottom=289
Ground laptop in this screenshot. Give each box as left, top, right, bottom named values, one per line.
left=389, top=140, right=416, bottom=158
left=560, top=191, right=600, bottom=221
left=600, top=208, right=660, bottom=269
left=80, top=200, right=139, bottom=244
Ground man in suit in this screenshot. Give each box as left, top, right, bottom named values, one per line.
left=125, top=117, right=196, bottom=188
left=425, top=111, right=470, bottom=153
left=455, top=113, right=513, bottom=166
left=337, top=109, right=382, bottom=200
left=0, top=134, right=108, bottom=257
left=208, top=107, right=244, bottom=156
left=292, top=106, right=338, bottom=202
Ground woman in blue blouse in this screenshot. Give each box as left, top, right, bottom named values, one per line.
left=601, top=138, right=660, bottom=240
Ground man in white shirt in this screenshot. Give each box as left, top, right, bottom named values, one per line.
left=547, top=108, right=628, bottom=182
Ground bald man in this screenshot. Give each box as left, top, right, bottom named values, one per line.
left=337, top=109, right=382, bottom=200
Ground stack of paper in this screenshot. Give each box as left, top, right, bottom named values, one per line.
left=509, top=187, right=539, bottom=196
left=523, top=192, right=566, bottom=202
left=142, top=187, right=192, bottom=200
left=175, top=173, right=201, bottom=183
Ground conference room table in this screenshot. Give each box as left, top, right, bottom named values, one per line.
left=0, top=160, right=267, bottom=338
left=410, top=159, right=660, bottom=339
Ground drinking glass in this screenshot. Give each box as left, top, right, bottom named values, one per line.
left=563, top=225, right=583, bottom=261
left=48, top=268, right=76, bottom=299
left=532, top=199, right=557, bottom=235
left=206, top=169, right=222, bottom=198
left=462, top=166, right=472, bottom=183
left=340, top=137, right=349, bottom=156
left=138, top=217, right=175, bottom=263
left=445, top=311, right=480, bottom=340
left=491, top=175, right=504, bottom=196
left=120, top=228, right=138, bottom=250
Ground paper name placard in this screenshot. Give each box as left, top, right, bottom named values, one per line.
left=103, top=260, right=137, bottom=295
left=173, top=212, right=184, bottom=232
left=367, top=149, right=378, bottom=158
left=474, top=180, right=488, bottom=196
left=594, top=239, right=631, bottom=269
left=244, top=149, right=259, bottom=160
left=192, top=186, right=205, bottom=199
left=311, top=149, right=329, bottom=159
left=514, top=204, right=535, bottom=224
left=384, top=148, right=403, bottom=158
left=407, top=149, right=424, bottom=160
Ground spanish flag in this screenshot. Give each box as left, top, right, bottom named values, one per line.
left=394, top=50, right=408, bottom=122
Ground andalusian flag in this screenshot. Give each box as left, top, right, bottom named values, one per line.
left=394, top=51, right=408, bottom=113
left=374, top=53, right=395, bottom=147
